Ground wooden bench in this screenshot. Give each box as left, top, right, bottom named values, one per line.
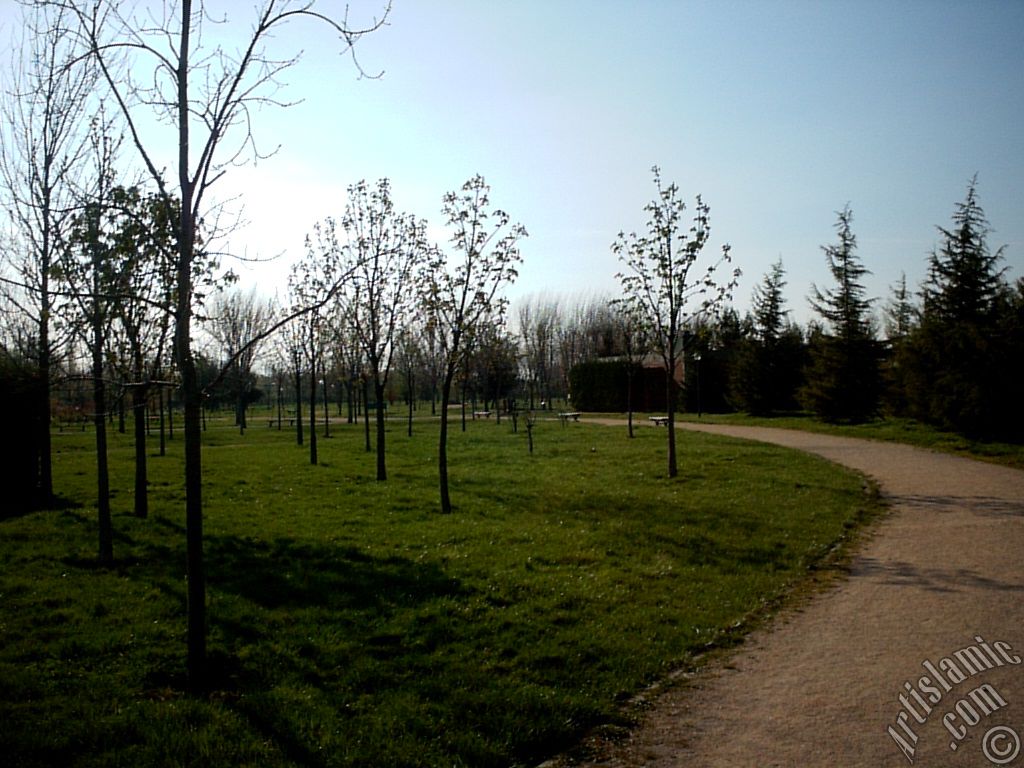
left=472, top=410, right=492, bottom=419
left=649, top=416, right=669, bottom=426
left=558, top=411, right=581, bottom=425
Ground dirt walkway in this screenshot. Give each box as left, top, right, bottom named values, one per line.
left=571, top=421, right=1024, bottom=768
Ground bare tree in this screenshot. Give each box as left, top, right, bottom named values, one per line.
left=613, top=167, right=738, bottom=477
left=332, top=178, right=428, bottom=480
left=63, top=124, right=120, bottom=564
left=49, top=0, right=390, bottom=691
left=516, top=295, right=559, bottom=409
left=0, top=2, right=96, bottom=504
left=612, top=300, right=650, bottom=438
left=421, top=175, right=526, bottom=514
left=206, top=288, right=275, bottom=434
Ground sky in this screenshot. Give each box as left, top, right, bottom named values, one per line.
left=4, top=0, right=1023, bottom=325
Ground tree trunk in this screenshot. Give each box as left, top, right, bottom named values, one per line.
left=666, top=362, right=678, bottom=478
left=362, top=379, right=371, bottom=453
left=438, top=369, right=455, bottom=514
left=237, top=387, right=246, bottom=435
left=37, top=262, right=54, bottom=504
left=294, top=367, right=303, bottom=445
left=159, top=386, right=166, bottom=456
left=322, top=378, right=330, bottom=438
left=406, top=369, right=414, bottom=438
left=309, top=356, right=318, bottom=466
left=93, top=339, right=113, bottom=565
left=180, top=356, right=205, bottom=693
left=374, top=378, right=387, bottom=481
left=132, top=384, right=148, bottom=518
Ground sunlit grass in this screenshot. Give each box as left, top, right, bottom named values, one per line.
left=669, top=411, right=1024, bottom=469
left=1, top=410, right=879, bottom=767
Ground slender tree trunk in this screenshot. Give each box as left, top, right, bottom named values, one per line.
left=180, top=355, right=205, bottom=692
left=666, top=361, right=678, bottom=478
left=118, top=387, right=126, bottom=434
left=294, top=367, right=303, bottom=445
left=132, top=384, right=148, bottom=518
left=237, top=388, right=246, bottom=435
left=93, top=330, right=113, bottom=565
left=309, top=354, right=318, bottom=465
left=438, top=368, right=455, bottom=514
left=374, top=377, right=387, bottom=481
left=362, top=378, right=371, bottom=453
left=159, top=386, right=166, bottom=456
left=37, top=260, right=54, bottom=504
left=406, top=369, right=414, bottom=438
left=322, top=378, right=330, bottom=437
left=168, top=387, right=174, bottom=440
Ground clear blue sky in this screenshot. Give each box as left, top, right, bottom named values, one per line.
left=5, top=1, right=1024, bottom=324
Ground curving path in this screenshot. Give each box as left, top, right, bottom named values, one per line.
left=573, top=422, right=1024, bottom=768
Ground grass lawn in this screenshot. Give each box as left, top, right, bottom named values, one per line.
left=1, top=411, right=879, bottom=767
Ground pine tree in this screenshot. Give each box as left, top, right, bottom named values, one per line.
left=904, top=177, right=1011, bottom=437
left=730, top=260, right=805, bottom=414
left=802, top=206, right=882, bottom=423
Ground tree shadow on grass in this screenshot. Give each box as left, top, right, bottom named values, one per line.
left=206, top=535, right=463, bottom=613
left=197, top=536, right=466, bottom=766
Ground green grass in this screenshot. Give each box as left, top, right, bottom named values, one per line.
left=1, top=412, right=879, bottom=767
left=669, top=411, right=1024, bottom=470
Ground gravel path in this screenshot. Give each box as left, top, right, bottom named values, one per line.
left=572, top=421, right=1024, bottom=768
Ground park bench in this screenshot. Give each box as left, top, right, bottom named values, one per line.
left=558, top=411, right=581, bottom=425
left=472, top=410, right=492, bottom=419
left=649, top=415, right=669, bottom=426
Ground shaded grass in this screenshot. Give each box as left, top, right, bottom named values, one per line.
left=1, top=413, right=879, bottom=767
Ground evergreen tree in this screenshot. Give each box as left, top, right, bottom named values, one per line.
left=881, top=273, right=917, bottom=416
left=730, top=260, right=805, bottom=414
left=903, top=178, right=1013, bottom=437
left=802, top=206, right=882, bottom=422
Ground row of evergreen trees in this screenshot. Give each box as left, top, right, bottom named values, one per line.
left=697, top=178, right=1022, bottom=441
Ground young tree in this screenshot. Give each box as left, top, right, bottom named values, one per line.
left=612, top=167, right=738, bottom=477
left=612, top=300, right=650, bottom=438
left=516, top=295, right=560, bottom=410
left=105, top=184, right=179, bottom=519
left=64, top=127, right=120, bottom=564
left=206, top=288, right=275, bottom=434
left=0, top=3, right=96, bottom=504
left=803, top=206, right=882, bottom=423
left=334, top=178, right=428, bottom=480
left=51, top=0, right=390, bottom=691
left=421, top=175, right=526, bottom=513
